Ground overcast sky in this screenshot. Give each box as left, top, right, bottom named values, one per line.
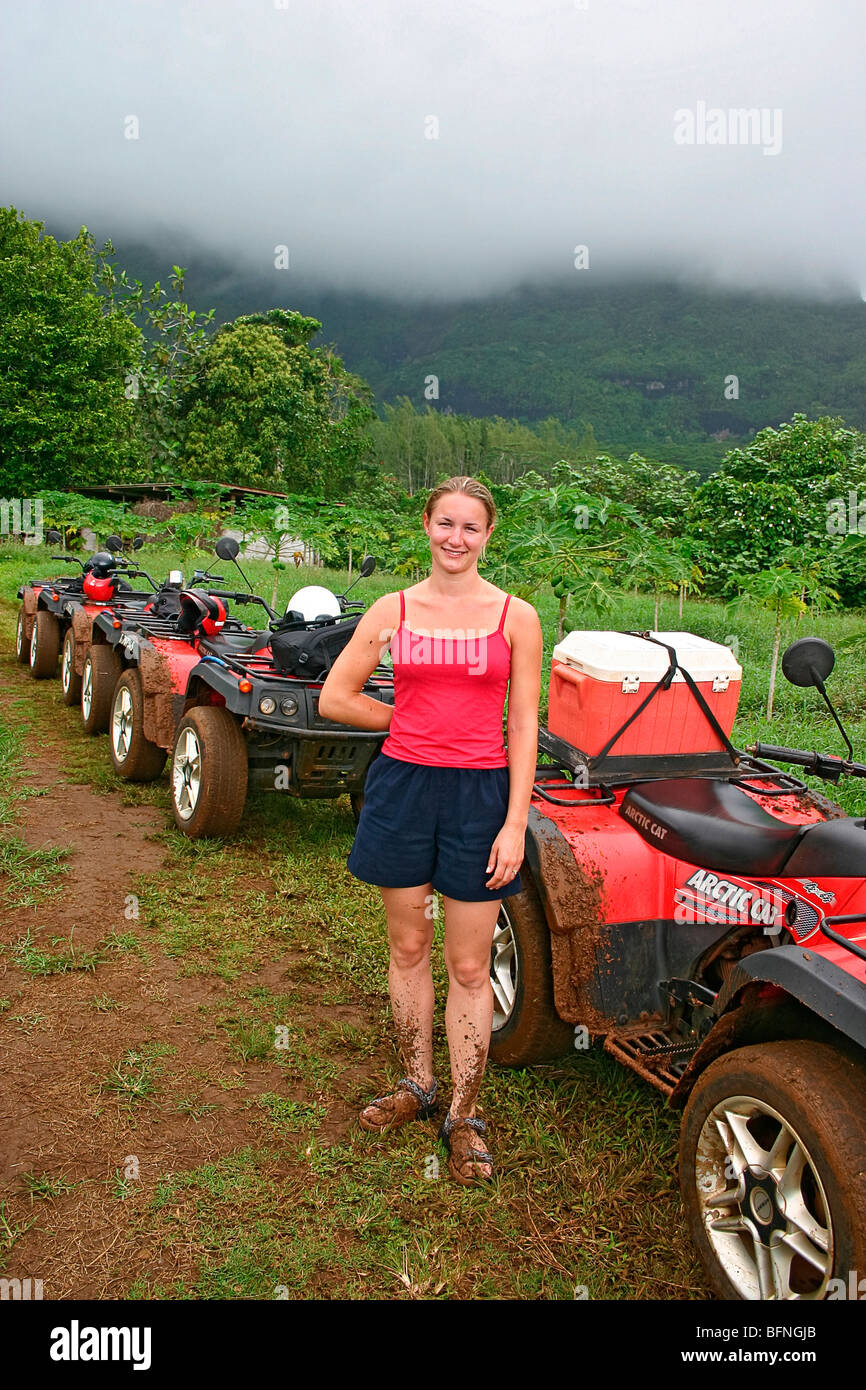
left=2, top=0, right=863, bottom=300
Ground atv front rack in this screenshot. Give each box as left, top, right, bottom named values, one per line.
left=819, top=913, right=866, bottom=964
left=197, top=648, right=394, bottom=687
left=531, top=767, right=615, bottom=807
left=537, top=726, right=811, bottom=794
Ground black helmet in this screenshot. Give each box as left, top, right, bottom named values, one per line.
left=83, top=551, right=115, bottom=578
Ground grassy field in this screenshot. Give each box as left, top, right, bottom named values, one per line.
left=0, top=538, right=864, bottom=1300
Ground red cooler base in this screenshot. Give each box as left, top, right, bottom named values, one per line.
left=547, top=632, right=742, bottom=759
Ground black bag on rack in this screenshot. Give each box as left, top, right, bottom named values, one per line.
left=269, top=614, right=363, bottom=679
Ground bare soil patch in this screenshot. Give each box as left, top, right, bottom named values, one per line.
left=0, top=669, right=390, bottom=1299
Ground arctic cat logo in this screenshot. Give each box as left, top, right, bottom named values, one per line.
left=797, top=878, right=836, bottom=905
left=622, top=803, right=669, bottom=840
left=682, top=869, right=779, bottom=926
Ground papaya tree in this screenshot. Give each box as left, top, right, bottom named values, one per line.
left=729, top=562, right=839, bottom=720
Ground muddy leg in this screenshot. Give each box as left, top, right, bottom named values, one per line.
left=377, top=883, right=436, bottom=1089
left=442, top=895, right=501, bottom=1175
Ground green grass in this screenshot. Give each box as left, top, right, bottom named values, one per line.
left=175, top=1094, right=221, bottom=1120
left=0, top=687, right=71, bottom=909
left=89, top=993, right=123, bottom=1013
left=101, top=929, right=149, bottom=961
left=125, top=1047, right=693, bottom=1301
left=0, top=837, right=68, bottom=909
left=251, top=1093, right=327, bottom=1133
left=217, top=1012, right=275, bottom=1063
left=0, top=1201, right=36, bottom=1270
left=99, top=1042, right=176, bottom=1107
left=5, top=928, right=102, bottom=976
left=20, top=1171, right=77, bottom=1202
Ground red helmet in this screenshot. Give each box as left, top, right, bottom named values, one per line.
left=83, top=572, right=117, bottom=602
left=176, top=589, right=227, bottom=636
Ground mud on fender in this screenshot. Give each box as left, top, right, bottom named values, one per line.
left=524, top=806, right=612, bottom=1029
left=524, top=806, right=606, bottom=934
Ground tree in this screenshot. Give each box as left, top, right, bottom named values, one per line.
left=624, top=534, right=696, bottom=630
left=0, top=208, right=140, bottom=492
left=179, top=314, right=375, bottom=496
left=688, top=415, right=866, bottom=597
left=94, top=249, right=216, bottom=479
left=235, top=495, right=340, bottom=610
left=493, top=466, right=640, bottom=638
left=35, top=491, right=129, bottom=549
left=729, top=560, right=839, bottom=719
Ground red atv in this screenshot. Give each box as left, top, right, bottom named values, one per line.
left=490, top=629, right=866, bottom=1301
left=16, top=529, right=161, bottom=707
left=78, top=558, right=207, bottom=737
left=90, top=538, right=394, bottom=837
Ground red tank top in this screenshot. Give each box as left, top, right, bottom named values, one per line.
left=380, top=590, right=513, bottom=768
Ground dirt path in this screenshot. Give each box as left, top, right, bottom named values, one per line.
left=0, top=666, right=381, bottom=1298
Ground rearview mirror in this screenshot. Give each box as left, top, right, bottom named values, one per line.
left=105, top=534, right=123, bottom=552
left=781, top=636, right=835, bottom=690
left=45, top=528, right=62, bottom=545
left=360, top=555, right=376, bottom=577
left=133, top=535, right=144, bottom=550
left=215, top=536, right=240, bottom=561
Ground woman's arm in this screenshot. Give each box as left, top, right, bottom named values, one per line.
left=317, top=593, right=399, bottom=730
left=485, top=597, right=543, bottom=889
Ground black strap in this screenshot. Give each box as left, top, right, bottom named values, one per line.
left=588, top=632, right=738, bottom=768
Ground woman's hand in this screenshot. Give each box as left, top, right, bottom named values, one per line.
left=485, top=822, right=526, bottom=891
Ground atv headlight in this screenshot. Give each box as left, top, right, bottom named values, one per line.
left=280, top=696, right=299, bottom=717
left=258, top=696, right=277, bottom=715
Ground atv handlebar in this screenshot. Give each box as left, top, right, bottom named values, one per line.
left=208, top=590, right=278, bottom=622
left=120, top=566, right=160, bottom=591
left=750, top=741, right=866, bottom=781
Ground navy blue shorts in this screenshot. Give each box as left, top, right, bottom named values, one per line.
left=346, top=752, right=524, bottom=902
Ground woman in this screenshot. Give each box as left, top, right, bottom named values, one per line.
left=318, top=475, right=542, bottom=1184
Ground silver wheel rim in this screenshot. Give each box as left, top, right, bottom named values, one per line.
left=29, top=622, right=38, bottom=666
left=111, top=684, right=133, bottom=762
left=16, top=614, right=24, bottom=658
left=695, top=1093, right=834, bottom=1300
left=490, top=905, right=517, bottom=1030
left=62, top=635, right=74, bottom=693
left=82, top=661, right=93, bottom=720
left=172, top=726, right=201, bottom=821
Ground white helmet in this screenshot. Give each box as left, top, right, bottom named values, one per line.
left=287, top=585, right=341, bottom=621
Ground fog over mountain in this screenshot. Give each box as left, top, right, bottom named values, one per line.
left=2, top=0, right=864, bottom=302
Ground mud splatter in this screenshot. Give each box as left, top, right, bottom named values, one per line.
left=541, top=846, right=610, bottom=1032
left=449, top=1026, right=489, bottom=1118
left=788, top=786, right=847, bottom=821
left=71, top=608, right=92, bottom=675
left=139, top=644, right=179, bottom=749
left=390, top=1003, right=429, bottom=1087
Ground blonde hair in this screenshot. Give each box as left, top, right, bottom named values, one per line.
left=423, top=475, right=496, bottom=528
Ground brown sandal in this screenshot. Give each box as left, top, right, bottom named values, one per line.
left=358, top=1076, right=439, bottom=1132
left=438, top=1113, right=495, bottom=1185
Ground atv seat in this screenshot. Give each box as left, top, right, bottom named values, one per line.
left=620, top=778, right=808, bottom=875
left=198, top=631, right=270, bottom=656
